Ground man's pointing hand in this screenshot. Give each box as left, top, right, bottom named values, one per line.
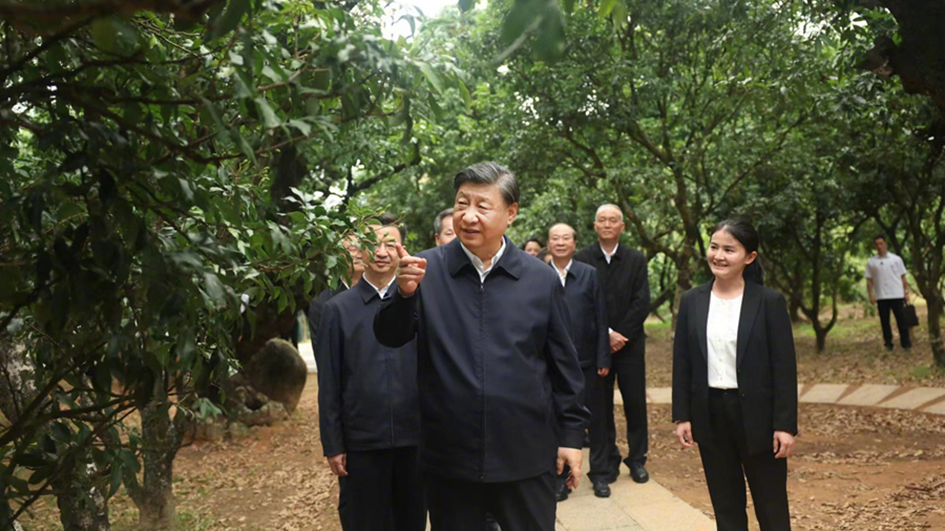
left=395, top=243, right=427, bottom=297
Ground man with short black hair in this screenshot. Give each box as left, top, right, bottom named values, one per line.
left=865, top=235, right=912, bottom=350
left=375, top=162, right=589, bottom=531
left=318, top=216, right=425, bottom=531
left=434, top=208, right=456, bottom=247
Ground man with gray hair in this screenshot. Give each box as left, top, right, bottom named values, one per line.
left=575, top=203, right=651, bottom=485
left=375, top=162, right=589, bottom=530
left=433, top=208, right=456, bottom=247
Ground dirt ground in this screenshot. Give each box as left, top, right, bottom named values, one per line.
left=22, top=309, right=945, bottom=530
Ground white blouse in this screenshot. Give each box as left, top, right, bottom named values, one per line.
left=707, top=292, right=742, bottom=389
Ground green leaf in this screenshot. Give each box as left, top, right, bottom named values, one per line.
left=459, top=0, right=476, bottom=12
left=90, top=17, right=139, bottom=55
left=562, top=0, right=576, bottom=15
left=598, top=0, right=618, bottom=19
left=416, top=61, right=445, bottom=94
left=611, top=1, right=628, bottom=30
left=459, top=81, right=472, bottom=109
left=501, top=0, right=540, bottom=45
left=255, top=98, right=281, bottom=128
left=211, top=0, right=252, bottom=40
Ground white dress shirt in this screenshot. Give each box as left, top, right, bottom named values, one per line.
left=553, top=259, right=573, bottom=287
left=461, top=239, right=507, bottom=283
left=362, top=275, right=396, bottom=299
left=707, top=292, right=742, bottom=389
left=600, top=242, right=619, bottom=265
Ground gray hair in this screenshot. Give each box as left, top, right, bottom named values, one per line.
left=433, top=208, right=453, bottom=235
left=595, top=203, right=624, bottom=220
left=453, top=162, right=520, bottom=206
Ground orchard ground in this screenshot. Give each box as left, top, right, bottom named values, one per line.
left=22, top=302, right=945, bottom=531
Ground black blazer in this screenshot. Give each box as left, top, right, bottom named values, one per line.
left=317, top=281, right=420, bottom=457
left=555, top=260, right=609, bottom=369
left=672, top=281, right=798, bottom=456
left=574, top=243, right=650, bottom=355
left=374, top=237, right=590, bottom=483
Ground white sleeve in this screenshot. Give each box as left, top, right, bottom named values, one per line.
left=864, top=260, right=872, bottom=279
left=896, top=257, right=907, bottom=277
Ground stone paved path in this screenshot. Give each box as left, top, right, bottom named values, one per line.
left=299, top=342, right=945, bottom=530
left=555, top=450, right=714, bottom=531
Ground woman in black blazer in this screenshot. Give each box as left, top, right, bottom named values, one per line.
left=672, top=219, right=798, bottom=531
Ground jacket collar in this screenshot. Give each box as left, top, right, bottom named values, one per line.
left=447, top=235, right=522, bottom=280
left=693, top=279, right=762, bottom=367
left=355, top=275, right=394, bottom=304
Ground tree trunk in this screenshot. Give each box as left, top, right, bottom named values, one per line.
left=789, top=297, right=803, bottom=324
left=133, top=398, right=178, bottom=531
left=56, top=482, right=111, bottom=531
left=127, top=377, right=190, bottom=531
left=0, top=341, right=112, bottom=531
left=814, top=325, right=828, bottom=353
left=928, top=294, right=945, bottom=367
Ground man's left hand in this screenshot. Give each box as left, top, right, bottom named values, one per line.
left=557, top=447, right=583, bottom=489
left=597, top=367, right=610, bottom=377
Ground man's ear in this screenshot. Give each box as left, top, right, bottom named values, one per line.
left=508, top=202, right=519, bottom=226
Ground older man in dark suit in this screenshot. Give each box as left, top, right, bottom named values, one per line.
left=374, top=162, right=589, bottom=531
left=574, top=204, right=651, bottom=484
left=547, top=223, right=611, bottom=501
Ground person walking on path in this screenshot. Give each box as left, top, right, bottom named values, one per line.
left=574, top=204, right=651, bottom=484
left=547, top=223, right=611, bottom=501
left=865, top=235, right=912, bottom=351
left=672, top=218, right=798, bottom=531
left=374, top=162, right=589, bottom=531
left=317, top=217, right=425, bottom=531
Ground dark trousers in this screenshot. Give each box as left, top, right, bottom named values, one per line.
left=558, top=365, right=610, bottom=484
left=878, top=298, right=911, bottom=349
left=600, top=347, right=648, bottom=476
left=698, top=389, right=790, bottom=531
left=338, top=447, right=426, bottom=531
left=426, top=471, right=556, bottom=531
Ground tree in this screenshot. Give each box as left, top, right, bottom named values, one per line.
left=0, top=0, right=459, bottom=528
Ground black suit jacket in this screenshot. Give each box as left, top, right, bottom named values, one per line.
left=374, top=237, right=590, bottom=483
left=671, top=281, right=798, bottom=456
left=574, top=243, right=650, bottom=355
left=554, top=260, right=609, bottom=369
left=317, top=281, right=420, bottom=457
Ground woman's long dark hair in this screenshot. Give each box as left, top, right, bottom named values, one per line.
left=710, top=218, right=765, bottom=285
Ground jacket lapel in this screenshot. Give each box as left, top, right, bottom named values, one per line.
left=736, top=281, right=762, bottom=368
left=693, top=283, right=711, bottom=362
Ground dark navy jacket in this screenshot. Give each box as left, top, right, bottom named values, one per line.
left=374, top=237, right=590, bottom=483
left=307, top=283, right=347, bottom=369
left=554, top=260, right=609, bottom=369
left=574, top=243, right=650, bottom=355
left=317, top=280, right=420, bottom=457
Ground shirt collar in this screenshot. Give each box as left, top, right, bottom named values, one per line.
left=600, top=241, right=619, bottom=264
left=461, top=238, right=506, bottom=280
left=447, top=236, right=522, bottom=280
left=552, top=258, right=573, bottom=286
left=358, top=275, right=396, bottom=302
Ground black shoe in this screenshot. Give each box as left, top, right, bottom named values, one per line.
left=555, top=481, right=570, bottom=502
left=593, top=481, right=611, bottom=498
left=629, top=463, right=649, bottom=484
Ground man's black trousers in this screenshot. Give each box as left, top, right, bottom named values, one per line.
left=426, top=471, right=556, bottom=531
left=877, top=298, right=912, bottom=349
left=558, top=365, right=610, bottom=484
left=338, top=446, right=426, bottom=531
left=600, top=346, right=648, bottom=475
left=698, top=389, right=790, bottom=531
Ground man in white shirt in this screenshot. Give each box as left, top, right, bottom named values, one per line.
left=864, top=235, right=912, bottom=350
